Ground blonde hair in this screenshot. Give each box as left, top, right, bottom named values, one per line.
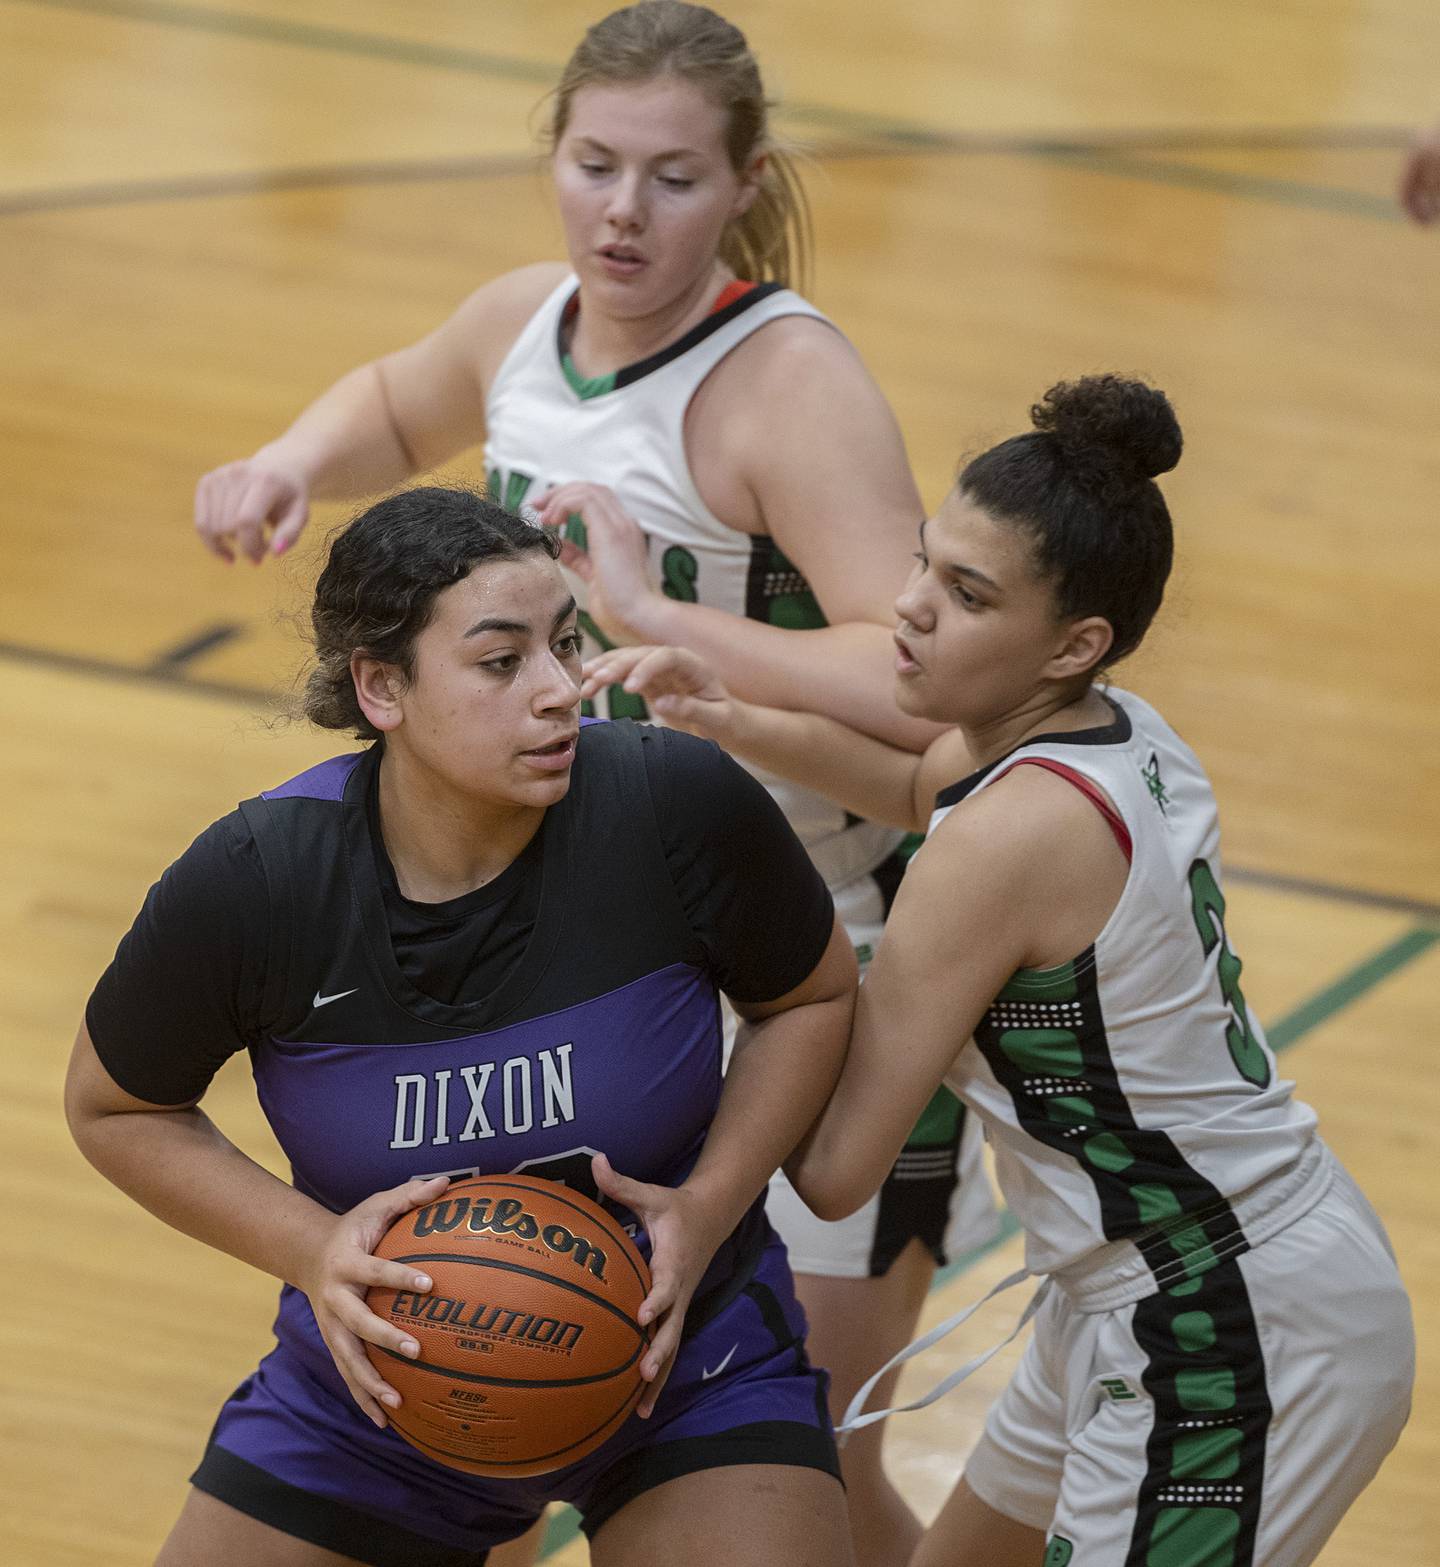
left=547, top=1, right=812, bottom=291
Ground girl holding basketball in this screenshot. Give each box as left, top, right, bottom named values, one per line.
left=191, top=4, right=995, bottom=1560
left=584, top=374, right=1416, bottom=1567
left=68, top=486, right=864, bottom=1566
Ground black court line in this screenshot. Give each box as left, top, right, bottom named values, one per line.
left=13, top=0, right=561, bottom=85
left=8, top=0, right=1413, bottom=230
left=5, top=633, right=1437, bottom=924
left=147, top=621, right=244, bottom=672
left=0, top=635, right=280, bottom=706
left=1, top=137, right=1408, bottom=227
left=0, top=154, right=541, bottom=218
left=13, top=0, right=1412, bottom=153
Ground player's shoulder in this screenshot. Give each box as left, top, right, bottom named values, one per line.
left=927, top=763, right=1109, bottom=882
left=451, top=262, right=572, bottom=381
left=183, top=805, right=263, bottom=869
left=695, top=297, right=892, bottom=467
left=577, top=717, right=722, bottom=778
left=473, top=260, right=572, bottom=318
left=710, top=300, right=860, bottom=389
left=145, top=806, right=267, bottom=926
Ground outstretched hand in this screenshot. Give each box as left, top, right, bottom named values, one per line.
left=533, top=482, right=657, bottom=645
left=591, top=1152, right=730, bottom=1418
left=295, top=1175, right=450, bottom=1429
left=581, top=645, right=737, bottom=744
left=194, top=453, right=312, bottom=564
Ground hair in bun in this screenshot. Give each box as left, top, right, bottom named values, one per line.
left=1031, top=374, right=1182, bottom=493
left=957, top=375, right=1179, bottom=667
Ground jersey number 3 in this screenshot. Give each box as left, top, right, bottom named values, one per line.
left=1188, top=858, right=1271, bottom=1088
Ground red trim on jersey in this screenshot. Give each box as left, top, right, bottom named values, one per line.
left=996, top=758, right=1133, bottom=863
left=711, top=279, right=758, bottom=314
left=561, top=279, right=757, bottom=329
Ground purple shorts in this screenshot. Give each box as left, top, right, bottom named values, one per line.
left=191, top=1231, right=838, bottom=1565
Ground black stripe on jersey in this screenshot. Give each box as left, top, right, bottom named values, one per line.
left=934, top=694, right=1133, bottom=810
left=553, top=280, right=786, bottom=393
left=1125, top=1260, right=1272, bottom=1567
left=743, top=534, right=827, bottom=629
left=974, top=948, right=1251, bottom=1290
left=744, top=1279, right=804, bottom=1357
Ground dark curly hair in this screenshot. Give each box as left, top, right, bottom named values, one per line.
left=302, top=486, right=560, bottom=742
left=959, top=374, right=1181, bottom=666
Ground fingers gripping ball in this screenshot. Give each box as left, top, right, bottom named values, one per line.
left=366, top=1176, right=652, bottom=1476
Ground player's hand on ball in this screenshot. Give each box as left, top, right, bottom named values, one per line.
left=534, top=482, right=656, bottom=644
left=297, top=1175, right=449, bottom=1429
left=591, top=1152, right=729, bottom=1419
left=582, top=645, right=737, bottom=743
left=194, top=452, right=311, bottom=564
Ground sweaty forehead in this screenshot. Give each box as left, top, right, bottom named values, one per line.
left=434, top=556, right=568, bottom=632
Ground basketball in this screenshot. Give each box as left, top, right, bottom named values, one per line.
left=364, top=1174, right=651, bottom=1477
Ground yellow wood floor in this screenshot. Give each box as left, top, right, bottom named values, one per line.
left=3, top=2, right=1437, bottom=1562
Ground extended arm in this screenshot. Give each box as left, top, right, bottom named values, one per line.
left=595, top=916, right=857, bottom=1414
left=537, top=319, right=948, bottom=751
left=194, top=263, right=565, bottom=562
left=583, top=643, right=974, bottom=830
left=785, top=769, right=1131, bottom=1218
left=65, top=1025, right=444, bottom=1427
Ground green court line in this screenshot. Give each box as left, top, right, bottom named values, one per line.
left=538, top=921, right=1438, bottom=1556
left=1264, top=925, right=1440, bottom=1050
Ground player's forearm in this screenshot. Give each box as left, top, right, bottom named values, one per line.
left=781, top=999, right=911, bottom=1222
left=712, top=692, right=926, bottom=831
left=261, top=361, right=421, bottom=501
left=70, top=1103, right=330, bottom=1289
left=626, top=596, right=945, bottom=752
left=684, top=991, right=854, bottom=1235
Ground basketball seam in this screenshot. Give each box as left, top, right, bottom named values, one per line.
left=385, top=1251, right=650, bottom=1335
left=427, top=1176, right=649, bottom=1292
left=371, top=1338, right=645, bottom=1389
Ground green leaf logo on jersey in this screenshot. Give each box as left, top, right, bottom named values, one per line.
left=1142, top=751, right=1170, bottom=815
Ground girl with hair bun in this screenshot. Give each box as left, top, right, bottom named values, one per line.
left=586, top=374, right=1415, bottom=1567
left=194, top=5, right=996, bottom=1558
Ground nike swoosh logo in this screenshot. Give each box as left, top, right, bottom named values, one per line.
left=701, top=1343, right=739, bottom=1381
left=312, top=988, right=358, bottom=1009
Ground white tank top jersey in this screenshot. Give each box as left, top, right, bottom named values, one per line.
left=934, top=687, right=1323, bottom=1308
left=483, top=275, right=902, bottom=890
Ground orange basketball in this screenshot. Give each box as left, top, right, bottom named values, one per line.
left=365, top=1174, right=651, bottom=1477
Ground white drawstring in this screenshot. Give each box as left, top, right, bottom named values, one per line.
left=837, top=1267, right=1051, bottom=1438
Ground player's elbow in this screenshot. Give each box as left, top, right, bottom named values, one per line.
left=785, top=1162, right=870, bottom=1224
left=803, top=1187, right=864, bottom=1224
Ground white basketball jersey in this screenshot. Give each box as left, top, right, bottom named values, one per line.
left=934, top=688, right=1320, bottom=1294
left=484, top=276, right=901, bottom=888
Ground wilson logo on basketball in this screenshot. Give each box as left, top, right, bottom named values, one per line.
left=389, top=1290, right=586, bottom=1351
left=411, top=1195, right=610, bottom=1280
